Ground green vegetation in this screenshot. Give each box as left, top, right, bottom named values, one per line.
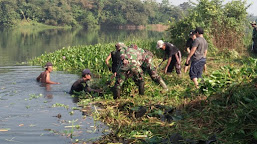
left=0, top=0, right=191, bottom=28
left=29, top=0, right=257, bottom=143
left=169, top=0, right=249, bottom=52
left=30, top=41, right=257, bottom=143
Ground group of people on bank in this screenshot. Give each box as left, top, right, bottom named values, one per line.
left=36, top=27, right=208, bottom=99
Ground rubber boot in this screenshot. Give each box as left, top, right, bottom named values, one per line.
left=113, top=87, right=121, bottom=99
left=159, top=78, right=168, bottom=90
left=138, top=81, right=144, bottom=95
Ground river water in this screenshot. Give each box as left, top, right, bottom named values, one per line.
left=0, top=66, right=109, bottom=143
left=0, top=28, right=164, bottom=143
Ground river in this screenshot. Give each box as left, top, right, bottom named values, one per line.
left=0, top=28, right=164, bottom=143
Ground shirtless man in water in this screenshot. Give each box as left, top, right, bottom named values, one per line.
left=36, top=62, right=60, bottom=84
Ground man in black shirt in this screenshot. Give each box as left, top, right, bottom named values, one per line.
left=105, top=42, right=126, bottom=76
left=156, top=40, right=181, bottom=76
left=185, top=30, right=197, bottom=73
left=69, top=69, right=101, bottom=95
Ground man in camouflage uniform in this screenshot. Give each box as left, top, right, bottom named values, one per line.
left=113, top=44, right=145, bottom=99
left=113, top=44, right=167, bottom=99
left=251, top=21, right=257, bottom=53
left=141, top=49, right=167, bottom=90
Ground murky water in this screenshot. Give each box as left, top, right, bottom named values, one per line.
left=0, top=28, right=165, bottom=66
left=0, top=27, right=164, bottom=143
left=0, top=66, right=108, bottom=143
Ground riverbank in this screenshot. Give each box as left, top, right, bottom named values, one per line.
left=9, top=20, right=168, bottom=32
left=113, top=24, right=169, bottom=32
left=11, top=20, right=72, bottom=30
left=30, top=41, right=257, bottom=143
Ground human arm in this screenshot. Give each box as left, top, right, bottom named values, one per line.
left=186, top=47, right=190, bottom=54
left=204, top=49, right=207, bottom=58
left=45, top=72, right=60, bottom=84
left=36, top=73, right=42, bottom=82
left=85, top=86, right=102, bottom=93
left=185, top=39, right=192, bottom=54
left=175, top=52, right=180, bottom=65
left=164, top=57, right=172, bottom=74
left=186, top=46, right=197, bottom=64
left=105, top=53, right=112, bottom=66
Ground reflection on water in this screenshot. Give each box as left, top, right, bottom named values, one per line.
left=0, top=66, right=108, bottom=144
left=40, top=84, right=53, bottom=99
left=0, top=28, right=165, bottom=66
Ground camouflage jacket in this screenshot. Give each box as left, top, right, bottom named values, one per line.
left=119, top=46, right=145, bottom=68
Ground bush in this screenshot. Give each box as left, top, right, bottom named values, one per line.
left=168, top=0, right=248, bottom=53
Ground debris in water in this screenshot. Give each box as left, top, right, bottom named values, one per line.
left=53, top=113, right=62, bottom=118
left=0, top=129, right=9, bottom=132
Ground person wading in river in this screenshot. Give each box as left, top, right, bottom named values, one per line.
left=36, top=62, right=60, bottom=84
left=69, top=69, right=102, bottom=95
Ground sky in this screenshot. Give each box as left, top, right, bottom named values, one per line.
left=156, top=0, right=257, bottom=16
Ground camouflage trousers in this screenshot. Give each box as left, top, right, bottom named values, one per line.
left=142, top=62, right=160, bottom=83
left=115, top=65, right=144, bottom=90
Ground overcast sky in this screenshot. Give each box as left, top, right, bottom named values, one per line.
left=156, top=0, right=257, bottom=16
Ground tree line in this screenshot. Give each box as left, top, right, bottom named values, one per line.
left=0, top=0, right=193, bottom=28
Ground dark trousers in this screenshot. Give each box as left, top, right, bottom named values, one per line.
left=189, top=58, right=206, bottom=80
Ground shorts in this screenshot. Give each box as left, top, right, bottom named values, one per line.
left=189, top=58, right=206, bottom=80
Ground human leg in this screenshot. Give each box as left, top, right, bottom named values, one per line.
left=192, top=78, right=199, bottom=88
left=189, top=58, right=206, bottom=88
left=167, top=58, right=176, bottom=73
left=113, top=70, right=126, bottom=99
left=131, top=67, right=145, bottom=95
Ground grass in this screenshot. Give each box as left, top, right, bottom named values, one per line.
left=16, top=20, right=72, bottom=29
left=30, top=40, right=257, bottom=143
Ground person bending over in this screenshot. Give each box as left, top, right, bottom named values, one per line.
left=69, top=69, right=101, bottom=95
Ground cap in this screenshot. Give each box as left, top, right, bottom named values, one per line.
left=195, top=27, right=204, bottom=34
left=250, top=21, right=256, bottom=25
left=115, top=42, right=125, bottom=50
left=82, top=69, right=92, bottom=76
left=189, top=30, right=196, bottom=36
left=44, top=62, right=53, bottom=68
left=45, top=62, right=53, bottom=67
left=156, top=40, right=164, bottom=49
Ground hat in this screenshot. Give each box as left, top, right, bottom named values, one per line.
left=195, top=27, right=204, bottom=34
left=44, top=62, right=53, bottom=68
left=156, top=40, right=164, bottom=49
left=189, top=30, right=196, bottom=36
left=115, top=42, right=125, bottom=50
left=250, top=21, right=256, bottom=25
left=82, top=69, right=92, bottom=76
